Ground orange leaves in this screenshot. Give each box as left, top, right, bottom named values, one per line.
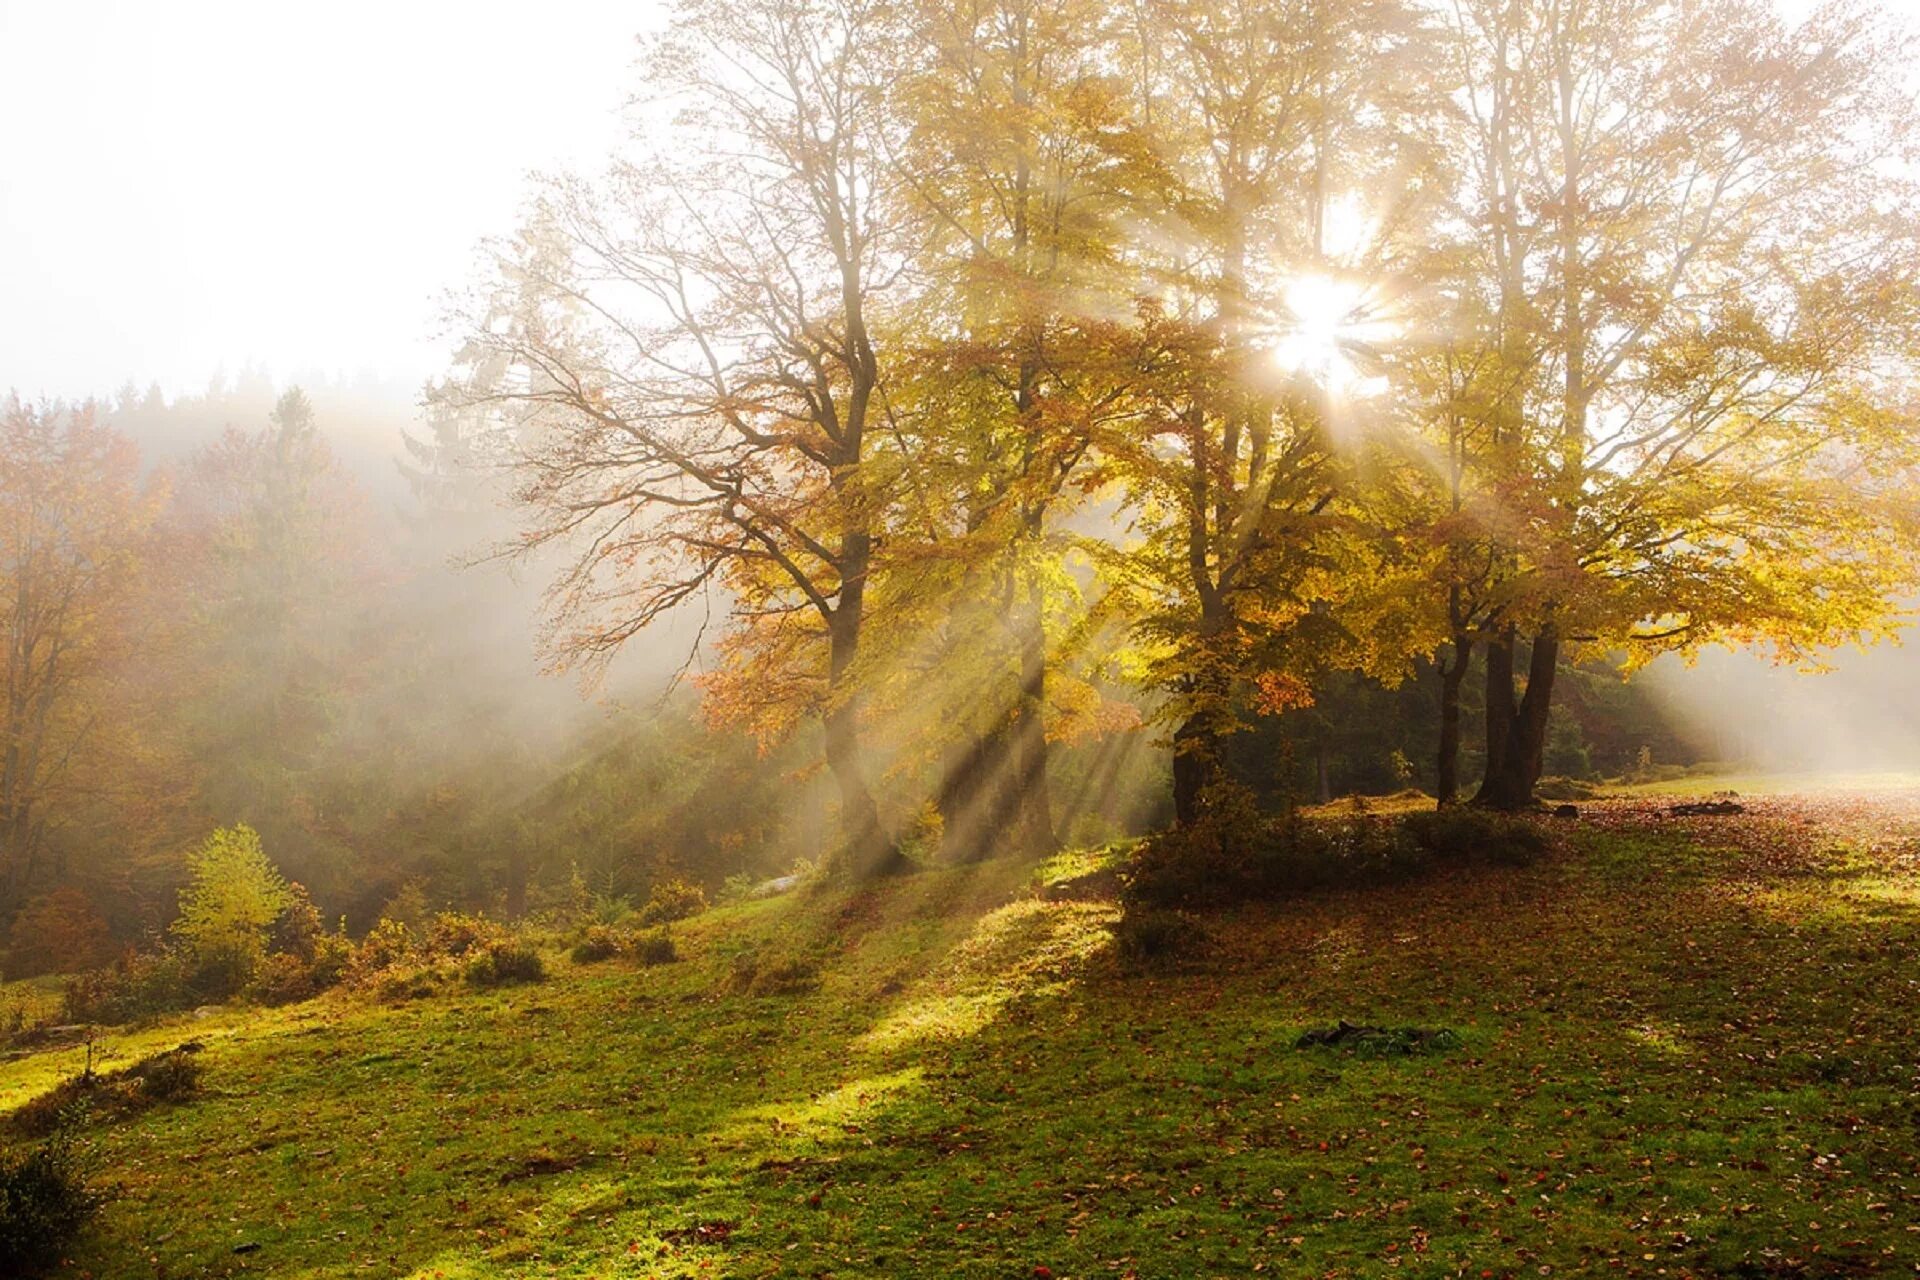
left=1251, top=672, right=1315, bottom=717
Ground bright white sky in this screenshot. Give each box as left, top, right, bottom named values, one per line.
left=0, top=0, right=1847, bottom=405
left=0, top=0, right=665, bottom=402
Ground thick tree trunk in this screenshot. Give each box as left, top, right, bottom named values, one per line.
left=824, top=572, right=905, bottom=878
left=1171, top=711, right=1218, bottom=828
left=1007, top=586, right=1057, bottom=855
left=1472, top=624, right=1558, bottom=810
left=1436, top=637, right=1473, bottom=807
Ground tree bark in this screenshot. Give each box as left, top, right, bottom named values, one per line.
left=1007, top=581, right=1058, bottom=855
left=1436, top=637, right=1473, bottom=807
left=1170, top=710, right=1218, bottom=828
left=824, top=545, right=905, bottom=878
left=1472, top=624, right=1558, bottom=810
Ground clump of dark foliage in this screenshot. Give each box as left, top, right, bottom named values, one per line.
left=1126, top=786, right=1549, bottom=908
left=465, top=940, right=546, bottom=987
left=0, top=1110, right=103, bottom=1275
left=1667, top=799, right=1745, bottom=817
left=1295, top=1020, right=1462, bottom=1057
left=570, top=923, right=679, bottom=966
left=10, top=1044, right=204, bottom=1138
left=1112, top=908, right=1205, bottom=971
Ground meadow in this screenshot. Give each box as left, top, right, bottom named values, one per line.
left=5, top=788, right=1919, bottom=1279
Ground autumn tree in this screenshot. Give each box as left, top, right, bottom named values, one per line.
left=877, top=0, right=1142, bottom=858
left=1097, top=0, right=1429, bottom=825
left=0, top=399, right=157, bottom=907
left=446, top=0, right=915, bottom=875
left=1427, top=0, right=1920, bottom=808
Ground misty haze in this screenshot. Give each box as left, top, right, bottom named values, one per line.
left=3, top=0, right=1920, bottom=1275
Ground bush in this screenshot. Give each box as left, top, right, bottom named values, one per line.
left=727, top=949, right=816, bottom=996
left=305, top=928, right=355, bottom=991
left=247, top=951, right=317, bottom=1005
left=61, top=949, right=194, bottom=1025
left=465, top=940, right=545, bottom=987
left=587, top=893, right=634, bottom=927
left=267, top=883, right=327, bottom=963
left=638, top=877, right=707, bottom=926
left=346, top=918, right=415, bottom=983
left=1534, top=775, right=1600, bottom=801
left=4, top=888, right=114, bottom=980
left=628, top=927, right=678, bottom=967
left=570, top=926, right=621, bottom=964
left=1400, top=808, right=1549, bottom=866
left=0, top=1114, right=102, bottom=1275
left=424, top=911, right=500, bottom=959
left=572, top=923, right=678, bottom=966
left=1127, top=786, right=1549, bottom=908
left=1113, top=908, right=1203, bottom=971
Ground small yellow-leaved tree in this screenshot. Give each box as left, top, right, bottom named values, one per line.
left=172, top=824, right=292, bottom=996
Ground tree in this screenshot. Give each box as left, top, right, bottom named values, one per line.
left=446, top=0, right=914, bottom=875
left=172, top=822, right=292, bottom=994
left=1427, top=0, right=1920, bottom=808
left=1094, top=0, right=1428, bottom=825
left=880, top=0, right=1137, bottom=858
left=0, top=399, right=157, bottom=906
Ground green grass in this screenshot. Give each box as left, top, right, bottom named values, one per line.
left=6, top=795, right=1920, bottom=1277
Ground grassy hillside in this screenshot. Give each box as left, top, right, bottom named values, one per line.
left=6, top=794, right=1920, bottom=1278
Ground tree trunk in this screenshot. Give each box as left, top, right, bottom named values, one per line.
left=1171, top=710, right=1218, bottom=828
left=1007, top=584, right=1057, bottom=856
left=824, top=582, right=905, bottom=877
left=1473, top=624, right=1558, bottom=810
left=1436, top=637, right=1473, bottom=807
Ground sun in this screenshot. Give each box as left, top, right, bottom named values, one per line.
left=1267, top=273, right=1393, bottom=396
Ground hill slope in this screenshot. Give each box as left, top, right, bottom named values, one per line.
left=6, top=795, right=1920, bottom=1278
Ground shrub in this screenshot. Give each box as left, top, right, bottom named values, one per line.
left=638, top=877, right=707, bottom=926
left=1128, top=789, right=1549, bottom=908
left=267, top=883, right=327, bottom=962
left=373, top=967, right=446, bottom=1003
left=172, top=824, right=294, bottom=998
left=305, top=928, right=355, bottom=991
left=727, top=949, right=816, bottom=996
left=424, top=911, right=500, bottom=959
left=375, top=880, right=431, bottom=933
left=570, top=926, right=621, bottom=964
left=1112, top=908, right=1202, bottom=971
left=629, top=927, right=678, bottom=967
left=0, top=1113, right=102, bottom=1275
left=4, top=889, right=114, bottom=980
left=1400, top=808, right=1549, bottom=867
left=588, top=893, right=634, bottom=927
left=347, top=918, right=415, bottom=983
left=248, top=951, right=317, bottom=1006
left=61, top=949, right=194, bottom=1025
left=465, top=939, right=545, bottom=987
